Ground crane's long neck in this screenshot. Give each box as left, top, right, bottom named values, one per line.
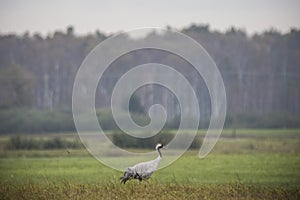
left=157, top=148, right=162, bottom=158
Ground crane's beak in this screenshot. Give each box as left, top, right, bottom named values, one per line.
left=162, top=146, right=167, bottom=150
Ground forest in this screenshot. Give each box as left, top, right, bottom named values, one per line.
left=0, top=24, right=299, bottom=133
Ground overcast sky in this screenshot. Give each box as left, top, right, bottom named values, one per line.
left=1, top=0, right=299, bottom=36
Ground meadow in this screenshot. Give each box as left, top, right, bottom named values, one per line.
left=0, top=129, right=299, bottom=199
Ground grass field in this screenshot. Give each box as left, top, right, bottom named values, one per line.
left=0, top=153, right=299, bottom=185
left=0, top=129, right=299, bottom=199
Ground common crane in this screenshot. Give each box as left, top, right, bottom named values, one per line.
left=120, top=143, right=165, bottom=184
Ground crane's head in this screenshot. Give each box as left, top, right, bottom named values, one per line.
left=155, top=143, right=165, bottom=150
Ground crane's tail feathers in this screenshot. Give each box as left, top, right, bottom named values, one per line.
left=121, top=170, right=143, bottom=184
left=120, top=171, right=132, bottom=184
left=120, top=177, right=127, bottom=184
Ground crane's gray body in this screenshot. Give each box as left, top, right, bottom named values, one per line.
left=121, top=144, right=164, bottom=184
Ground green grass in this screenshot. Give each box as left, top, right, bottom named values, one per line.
left=0, top=153, right=299, bottom=199
left=0, top=153, right=299, bottom=186
left=0, top=130, right=300, bottom=199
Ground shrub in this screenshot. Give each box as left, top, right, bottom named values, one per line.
left=111, top=131, right=201, bottom=149
left=0, top=108, right=75, bottom=133
left=224, top=113, right=300, bottom=129
left=7, top=136, right=82, bottom=150
left=97, top=109, right=150, bottom=130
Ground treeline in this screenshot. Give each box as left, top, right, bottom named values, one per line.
left=1, top=108, right=299, bottom=134
left=0, top=24, right=300, bottom=132
left=5, top=131, right=201, bottom=150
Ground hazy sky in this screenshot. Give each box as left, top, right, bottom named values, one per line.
left=1, top=0, right=299, bottom=36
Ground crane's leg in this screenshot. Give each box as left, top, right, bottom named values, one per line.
left=134, top=172, right=143, bottom=182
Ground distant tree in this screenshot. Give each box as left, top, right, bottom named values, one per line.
left=0, top=64, right=35, bottom=107
left=66, top=26, right=74, bottom=36
left=129, top=95, right=145, bottom=114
